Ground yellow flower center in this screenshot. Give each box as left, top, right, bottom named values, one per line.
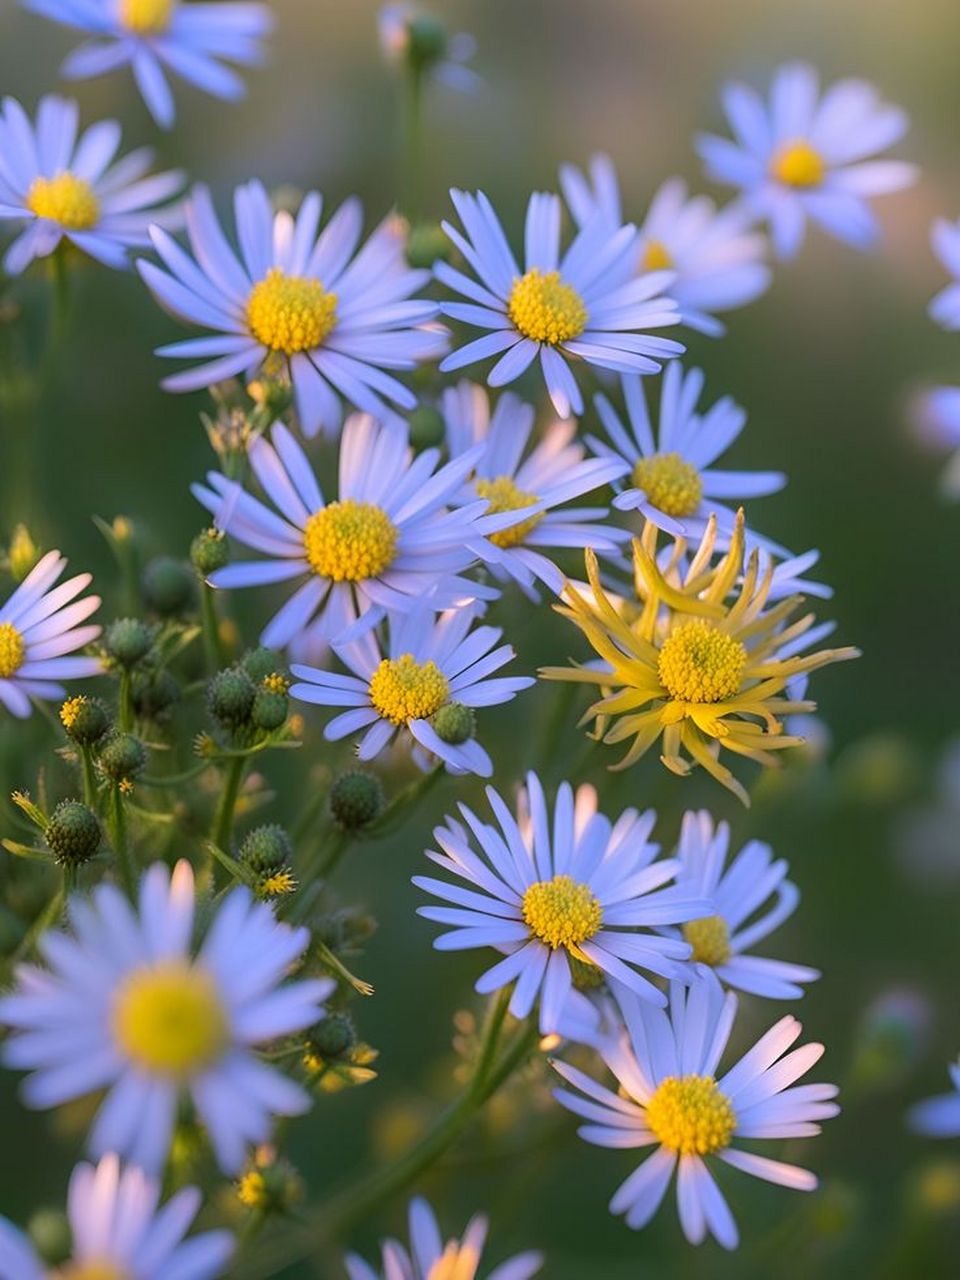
left=368, top=654, right=449, bottom=724
left=769, top=139, right=825, bottom=188
left=427, top=1243, right=482, bottom=1280
left=646, top=1073, right=736, bottom=1156
left=119, top=0, right=176, bottom=34
left=247, top=268, right=338, bottom=355
left=258, top=869, right=297, bottom=899
left=632, top=452, right=703, bottom=517
left=53, top=1263, right=129, bottom=1280
left=641, top=238, right=673, bottom=272
left=26, top=172, right=100, bottom=230
left=302, top=500, right=398, bottom=581
left=59, top=695, right=86, bottom=729
left=0, top=621, right=26, bottom=678
left=112, top=962, right=228, bottom=1076
left=658, top=620, right=747, bottom=704
left=683, top=914, right=732, bottom=966
left=522, top=874, right=603, bottom=950
left=237, top=1170, right=267, bottom=1209
left=475, top=475, right=543, bottom=548
left=507, top=269, right=587, bottom=345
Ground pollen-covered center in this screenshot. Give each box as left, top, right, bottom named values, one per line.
left=0, top=621, right=26, bottom=678
left=247, top=268, right=338, bottom=355
left=633, top=452, right=703, bottom=517
left=522, top=874, right=603, bottom=950
left=303, top=500, right=398, bottom=581
left=368, top=654, right=449, bottom=724
left=112, top=962, right=228, bottom=1076
left=427, top=1244, right=482, bottom=1280
left=120, top=0, right=176, bottom=34
left=646, top=1073, right=736, bottom=1155
left=26, top=172, right=100, bottom=230
left=507, top=269, right=587, bottom=345
left=683, top=914, right=732, bottom=966
left=658, top=620, right=747, bottom=704
left=476, top=475, right=543, bottom=548
left=54, top=1262, right=130, bottom=1280
left=770, top=139, right=825, bottom=188
left=641, top=238, right=673, bottom=272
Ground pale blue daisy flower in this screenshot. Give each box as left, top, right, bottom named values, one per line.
left=0, top=1154, right=233, bottom=1280
left=138, top=180, right=445, bottom=438
left=0, top=859, right=332, bottom=1174
left=553, top=981, right=839, bottom=1249
left=378, top=5, right=482, bottom=94
left=912, top=385, right=960, bottom=498
left=0, top=549, right=102, bottom=719
left=436, top=189, right=683, bottom=418
left=20, top=0, right=273, bottom=130
left=697, top=61, right=916, bottom=259
left=290, top=604, right=532, bottom=777
left=560, top=154, right=771, bottom=336
left=909, top=1062, right=960, bottom=1138
left=0, top=94, right=182, bottom=275
left=930, top=218, right=960, bottom=329
left=414, top=774, right=710, bottom=1033
left=193, top=415, right=505, bottom=654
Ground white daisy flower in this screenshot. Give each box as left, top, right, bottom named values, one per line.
left=345, top=1196, right=542, bottom=1280
left=909, top=1061, right=960, bottom=1138
left=929, top=218, right=960, bottom=330
left=378, top=5, right=482, bottom=94
left=20, top=0, right=273, bottom=130
left=660, top=810, right=819, bottom=1000
left=553, top=980, right=840, bottom=1249
left=290, top=605, right=532, bottom=777
left=436, top=188, right=683, bottom=418
left=138, top=180, right=445, bottom=438
left=0, top=549, right=102, bottom=719
left=414, top=773, right=710, bottom=1033
left=440, top=380, right=630, bottom=595
left=697, top=61, right=917, bottom=259
left=589, top=364, right=785, bottom=541
left=560, top=154, right=771, bottom=336
left=194, top=416, right=504, bottom=653
left=0, top=94, right=182, bottom=275
left=0, top=1153, right=233, bottom=1280
left=0, top=860, right=332, bottom=1174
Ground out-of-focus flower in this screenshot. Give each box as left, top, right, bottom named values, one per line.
left=0, top=94, right=182, bottom=274
left=554, top=981, right=839, bottom=1250
left=560, top=154, right=770, bottom=335
left=910, top=1062, right=960, bottom=1138
left=437, top=188, right=683, bottom=418
left=378, top=5, right=481, bottom=93
left=138, top=181, right=444, bottom=437
left=909, top=386, right=960, bottom=499
left=0, top=1153, right=233, bottom=1279
left=929, top=217, right=960, bottom=330
left=697, top=62, right=916, bottom=258
left=0, top=860, right=332, bottom=1173
left=20, top=0, right=273, bottom=130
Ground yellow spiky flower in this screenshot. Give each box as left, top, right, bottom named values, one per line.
left=540, top=511, right=859, bottom=804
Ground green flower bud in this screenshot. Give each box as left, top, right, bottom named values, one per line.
left=103, top=617, right=154, bottom=669
left=308, top=1012, right=356, bottom=1060
left=142, top=556, right=197, bottom=617
left=190, top=527, right=229, bottom=577
left=408, top=404, right=446, bottom=450
left=27, top=1208, right=71, bottom=1267
left=407, top=13, right=447, bottom=67
left=207, top=666, right=256, bottom=727
left=99, top=731, right=147, bottom=783
left=242, top=646, right=286, bottom=683
left=8, top=523, right=40, bottom=582
left=239, top=823, right=292, bottom=875
left=237, top=1154, right=303, bottom=1215
left=406, top=222, right=452, bottom=270
left=45, top=799, right=101, bottom=866
left=252, top=687, right=288, bottom=732
left=431, top=700, right=475, bottom=745
left=131, top=668, right=180, bottom=719
left=59, top=695, right=110, bottom=746
left=329, top=771, right=384, bottom=829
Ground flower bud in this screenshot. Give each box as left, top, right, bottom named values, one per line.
left=431, top=700, right=475, bottom=745
left=45, top=799, right=101, bottom=866
left=190, top=527, right=229, bottom=577
left=252, top=685, right=288, bottom=732
left=406, top=222, right=452, bottom=270
left=103, top=617, right=154, bottom=669
left=329, top=770, right=384, bottom=829
left=308, top=1012, right=356, bottom=1061
left=27, top=1208, right=71, bottom=1267
left=131, top=668, right=180, bottom=719
left=8, top=523, right=40, bottom=582
left=59, top=695, right=110, bottom=747
left=99, top=732, right=147, bottom=784
left=207, top=666, right=256, bottom=728
left=237, top=1148, right=303, bottom=1215
left=142, top=556, right=197, bottom=617
left=239, top=824, right=292, bottom=875
left=243, top=646, right=285, bottom=683
left=406, top=13, right=447, bottom=67
left=408, top=404, right=446, bottom=449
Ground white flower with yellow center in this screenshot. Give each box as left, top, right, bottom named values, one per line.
left=588, top=364, right=785, bottom=543
left=0, top=94, right=182, bottom=275
left=0, top=860, right=332, bottom=1174
left=138, top=181, right=445, bottom=438
left=697, top=62, right=916, bottom=259
left=19, top=0, right=273, bottom=129
left=290, top=605, right=532, bottom=776
left=346, top=1196, right=541, bottom=1280
left=554, top=981, right=839, bottom=1249
left=0, top=549, right=102, bottom=719
left=0, top=1154, right=233, bottom=1280
left=560, top=154, right=771, bottom=336
left=436, top=188, right=683, bottom=418
left=194, top=416, right=506, bottom=656
left=414, top=773, right=710, bottom=1033
left=440, top=380, right=630, bottom=595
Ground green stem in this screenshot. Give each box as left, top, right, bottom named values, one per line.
left=2, top=886, right=64, bottom=977
left=211, top=755, right=245, bottom=861
left=367, top=764, right=443, bottom=836
left=200, top=582, right=225, bottom=673
left=109, top=784, right=135, bottom=898
left=80, top=746, right=98, bottom=810
left=118, top=670, right=133, bottom=732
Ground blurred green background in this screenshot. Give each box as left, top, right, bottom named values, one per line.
left=3, top=0, right=960, bottom=1275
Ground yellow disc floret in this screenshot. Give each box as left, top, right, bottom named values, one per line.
left=120, top=0, right=176, bottom=34
left=26, top=172, right=100, bottom=230
left=633, top=452, right=703, bottom=518
left=247, top=269, right=338, bottom=355
left=641, top=238, right=673, bottom=272
left=59, top=695, right=86, bottom=729
left=303, top=500, right=398, bottom=581
left=55, top=1262, right=129, bottom=1280
left=112, top=962, right=228, bottom=1076
left=475, top=475, right=543, bottom=548
left=507, top=269, right=587, bottom=345
left=522, top=874, right=603, bottom=950
left=646, top=1073, right=736, bottom=1155
left=683, top=914, right=732, bottom=966
left=0, top=622, right=26, bottom=678
left=427, top=1243, right=482, bottom=1280
left=658, top=620, right=747, bottom=704
left=368, top=654, right=449, bottom=724
left=770, top=139, right=825, bottom=188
